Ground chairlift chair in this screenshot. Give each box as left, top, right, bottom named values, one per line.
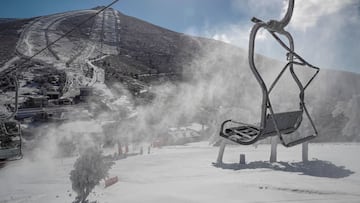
left=0, top=75, right=22, bottom=160
left=0, top=120, right=22, bottom=160
left=219, top=0, right=320, bottom=147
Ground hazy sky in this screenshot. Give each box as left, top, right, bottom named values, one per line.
left=0, top=0, right=359, bottom=73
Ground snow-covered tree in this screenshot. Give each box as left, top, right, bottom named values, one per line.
left=332, top=95, right=360, bottom=139
left=70, top=147, right=114, bottom=203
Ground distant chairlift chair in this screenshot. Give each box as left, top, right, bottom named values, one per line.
left=219, top=0, right=320, bottom=147
left=0, top=75, right=22, bottom=160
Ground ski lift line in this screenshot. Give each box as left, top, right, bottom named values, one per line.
left=44, top=11, right=93, bottom=61
left=0, top=0, right=119, bottom=78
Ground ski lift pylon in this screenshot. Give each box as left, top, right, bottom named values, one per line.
left=219, top=0, right=320, bottom=147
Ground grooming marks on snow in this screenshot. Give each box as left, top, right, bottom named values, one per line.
left=88, top=8, right=119, bottom=57
left=16, top=10, right=96, bottom=63
left=0, top=56, right=19, bottom=72
left=14, top=8, right=120, bottom=97
left=112, top=9, right=121, bottom=53
left=0, top=194, right=48, bottom=203
left=258, top=185, right=360, bottom=197
left=102, top=9, right=119, bottom=55
left=15, top=17, right=39, bottom=57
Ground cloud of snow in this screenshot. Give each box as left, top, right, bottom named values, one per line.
left=332, top=94, right=360, bottom=138
left=12, top=0, right=360, bottom=165
left=288, top=0, right=355, bottom=31
left=192, top=0, right=360, bottom=71
left=212, top=34, right=231, bottom=44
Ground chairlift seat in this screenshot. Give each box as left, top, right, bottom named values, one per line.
left=221, top=110, right=303, bottom=145
left=262, top=110, right=302, bottom=136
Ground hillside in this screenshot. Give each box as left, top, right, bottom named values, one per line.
left=0, top=5, right=360, bottom=203
left=0, top=7, right=359, bottom=144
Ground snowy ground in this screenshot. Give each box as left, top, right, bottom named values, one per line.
left=0, top=142, right=359, bottom=203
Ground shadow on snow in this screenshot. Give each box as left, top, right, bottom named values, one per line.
left=213, top=159, right=354, bottom=178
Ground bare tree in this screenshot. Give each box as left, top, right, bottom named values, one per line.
left=70, top=147, right=114, bottom=203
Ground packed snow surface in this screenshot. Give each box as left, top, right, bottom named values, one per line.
left=0, top=142, right=360, bottom=203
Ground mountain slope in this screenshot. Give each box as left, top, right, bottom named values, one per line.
left=0, top=7, right=359, bottom=142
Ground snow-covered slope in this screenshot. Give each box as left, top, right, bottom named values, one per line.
left=1, top=142, right=359, bottom=203
left=0, top=6, right=359, bottom=151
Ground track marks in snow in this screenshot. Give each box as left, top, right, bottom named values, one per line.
left=89, top=8, right=119, bottom=56
left=0, top=194, right=47, bottom=203
left=12, top=8, right=121, bottom=102
left=0, top=56, right=19, bottom=73
left=16, top=10, right=94, bottom=62
left=257, top=184, right=360, bottom=198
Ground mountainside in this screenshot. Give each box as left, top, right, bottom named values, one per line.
left=0, top=7, right=359, bottom=143
left=0, top=8, right=211, bottom=77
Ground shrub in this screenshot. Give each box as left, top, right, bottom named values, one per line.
left=70, top=147, right=114, bottom=203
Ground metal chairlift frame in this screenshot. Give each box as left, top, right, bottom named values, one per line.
left=220, top=0, right=320, bottom=147
left=0, top=120, right=22, bottom=160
